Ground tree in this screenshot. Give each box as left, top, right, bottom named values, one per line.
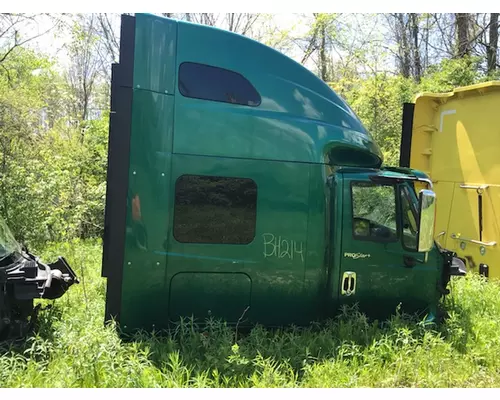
left=295, top=13, right=341, bottom=81
left=175, top=13, right=262, bottom=36
left=410, top=14, right=422, bottom=81
left=65, top=15, right=103, bottom=126
left=456, top=13, right=471, bottom=57
left=394, top=14, right=411, bottom=78
left=487, top=13, right=499, bottom=73
left=385, top=14, right=425, bottom=82
left=0, top=48, right=56, bottom=237
left=0, top=14, right=64, bottom=65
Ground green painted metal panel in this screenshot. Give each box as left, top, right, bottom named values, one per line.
left=162, top=154, right=322, bottom=327
left=133, top=13, right=177, bottom=94
left=119, top=89, right=174, bottom=331
left=302, top=163, right=333, bottom=316
left=169, top=272, right=252, bottom=322
left=172, top=16, right=382, bottom=166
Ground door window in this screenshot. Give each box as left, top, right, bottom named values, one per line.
left=351, top=182, right=397, bottom=241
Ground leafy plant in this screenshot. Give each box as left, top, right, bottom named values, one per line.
left=0, top=241, right=499, bottom=388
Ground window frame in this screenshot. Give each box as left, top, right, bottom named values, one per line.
left=177, top=61, right=262, bottom=107
left=349, top=180, right=400, bottom=243
left=172, top=173, right=258, bottom=245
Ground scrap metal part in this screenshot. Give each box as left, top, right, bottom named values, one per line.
left=0, top=252, right=79, bottom=341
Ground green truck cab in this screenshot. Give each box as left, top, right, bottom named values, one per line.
left=101, top=13, right=465, bottom=335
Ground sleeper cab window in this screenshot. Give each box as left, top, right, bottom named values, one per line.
left=178, top=62, right=261, bottom=106
left=173, top=175, right=258, bottom=244
left=351, top=182, right=397, bottom=241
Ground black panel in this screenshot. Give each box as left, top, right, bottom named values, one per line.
left=102, top=14, right=136, bottom=324
left=399, top=102, right=415, bottom=168
left=173, top=175, right=258, bottom=244
left=178, top=62, right=261, bottom=107
left=117, top=14, right=135, bottom=87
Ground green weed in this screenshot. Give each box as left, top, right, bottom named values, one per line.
left=1, top=240, right=500, bottom=387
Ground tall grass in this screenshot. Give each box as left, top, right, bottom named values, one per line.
left=1, top=239, right=499, bottom=387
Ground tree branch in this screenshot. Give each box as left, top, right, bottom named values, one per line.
left=0, top=19, right=59, bottom=64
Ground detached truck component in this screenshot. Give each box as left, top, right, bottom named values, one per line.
left=0, top=216, right=79, bottom=340
left=400, top=81, right=500, bottom=279
left=102, top=13, right=465, bottom=336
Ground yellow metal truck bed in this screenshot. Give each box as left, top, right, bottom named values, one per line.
left=401, top=81, right=500, bottom=279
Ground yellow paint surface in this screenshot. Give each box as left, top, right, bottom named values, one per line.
left=411, top=82, right=500, bottom=278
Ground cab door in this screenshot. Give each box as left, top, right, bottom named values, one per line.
left=337, top=176, right=440, bottom=320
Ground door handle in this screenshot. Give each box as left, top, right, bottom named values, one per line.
left=341, top=271, right=356, bottom=296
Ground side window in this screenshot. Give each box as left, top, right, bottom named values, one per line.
left=173, top=175, right=257, bottom=244
left=400, top=185, right=418, bottom=250
left=352, top=182, right=397, bottom=241
left=178, top=62, right=261, bottom=107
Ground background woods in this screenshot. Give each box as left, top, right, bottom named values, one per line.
left=1, top=12, right=499, bottom=249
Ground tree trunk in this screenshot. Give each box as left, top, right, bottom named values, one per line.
left=456, top=13, right=470, bottom=57
left=410, top=13, right=422, bottom=82
left=228, top=13, right=235, bottom=32
left=396, top=14, right=411, bottom=78
left=424, top=14, right=430, bottom=71
left=319, top=22, right=328, bottom=81
left=487, top=13, right=499, bottom=73
left=0, top=138, right=10, bottom=223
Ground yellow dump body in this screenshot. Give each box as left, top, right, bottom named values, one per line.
left=406, top=81, right=500, bottom=279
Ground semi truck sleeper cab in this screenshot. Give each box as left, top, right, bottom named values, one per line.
left=101, top=13, right=465, bottom=335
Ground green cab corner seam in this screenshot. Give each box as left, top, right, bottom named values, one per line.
left=334, top=172, right=344, bottom=309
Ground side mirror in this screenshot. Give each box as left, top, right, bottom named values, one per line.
left=416, top=189, right=436, bottom=253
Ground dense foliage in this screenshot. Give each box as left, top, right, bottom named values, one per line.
left=0, top=49, right=109, bottom=249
